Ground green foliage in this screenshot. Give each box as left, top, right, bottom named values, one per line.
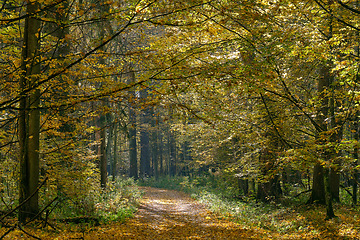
left=194, top=190, right=283, bottom=230
left=339, top=187, right=355, bottom=206
left=0, top=157, right=18, bottom=212
left=51, top=178, right=141, bottom=223
left=96, top=178, right=141, bottom=222
left=141, top=173, right=246, bottom=199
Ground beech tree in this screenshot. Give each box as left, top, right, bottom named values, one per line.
left=18, top=0, right=41, bottom=222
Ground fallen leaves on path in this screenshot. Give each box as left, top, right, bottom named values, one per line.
left=10, top=187, right=360, bottom=239
left=83, top=187, right=257, bottom=239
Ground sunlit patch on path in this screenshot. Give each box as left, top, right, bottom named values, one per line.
left=85, top=187, right=258, bottom=239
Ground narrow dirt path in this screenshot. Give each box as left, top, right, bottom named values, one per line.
left=86, top=187, right=259, bottom=239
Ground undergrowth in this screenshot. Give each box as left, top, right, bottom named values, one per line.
left=54, top=177, right=141, bottom=223
left=0, top=177, right=142, bottom=239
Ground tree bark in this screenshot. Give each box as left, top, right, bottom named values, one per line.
left=352, top=115, right=359, bottom=205
left=151, top=108, right=159, bottom=179
left=99, top=115, right=107, bottom=189
left=158, top=123, right=164, bottom=176
left=168, top=107, right=176, bottom=176
left=139, top=88, right=151, bottom=179
left=309, top=62, right=336, bottom=218
left=128, top=71, right=138, bottom=180
left=325, top=167, right=335, bottom=219
left=169, top=128, right=176, bottom=176
left=308, top=163, right=326, bottom=204
left=329, top=167, right=340, bottom=202
left=139, top=128, right=150, bottom=178
left=112, top=122, right=118, bottom=181
left=19, top=0, right=41, bottom=223
left=256, top=148, right=282, bottom=202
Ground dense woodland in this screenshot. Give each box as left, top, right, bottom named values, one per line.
left=1, top=0, right=360, bottom=238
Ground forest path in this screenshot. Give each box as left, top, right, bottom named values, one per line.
left=87, top=187, right=258, bottom=239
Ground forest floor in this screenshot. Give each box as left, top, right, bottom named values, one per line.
left=76, top=186, right=258, bottom=239
left=2, top=187, right=360, bottom=239
left=68, top=186, right=360, bottom=240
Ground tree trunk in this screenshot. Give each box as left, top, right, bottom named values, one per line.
left=139, top=89, right=151, bottom=179
left=128, top=71, right=138, bottom=180
left=238, top=178, right=248, bottom=196
left=325, top=166, right=335, bottom=219
left=309, top=61, right=336, bottom=218
left=329, top=167, right=340, bottom=202
left=128, top=119, right=137, bottom=179
left=169, top=128, right=176, bottom=176
left=18, top=0, right=41, bottom=223
left=151, top=108, right=159, bottom=179
left=97, top=0, right=111, bottom=189
left=168, top=107, right=176, bottom=176
left=256, top=148, right=282, bottom=202
left=308, top=63, right=329, bottom=206
left=139, top=129, right=150, bottom=178
left=112, top=122, right=118, bottom=181
left=158, top=125, right=164, bottom=176
left=107, top=119, right=114, bottom=179
left=308, top=163, right=326, bottom=204
left=328, top=76, right=343, bottom=202
left=353, top=115, right=359, bottom=205
left=99, top=115, right=107, bottom=189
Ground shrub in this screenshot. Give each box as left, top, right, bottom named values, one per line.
left=51, top=177, right=141, bottom=223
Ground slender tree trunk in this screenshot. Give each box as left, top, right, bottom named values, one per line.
left=353, top=159, right=358, bottom=205
left=151, top=108, right=159, bottom=179
left=310, top=62, right=335, bottom=218
left=353, top=24, right=360, bottom=205
left=128, top=71, right=138, bottom=180
left=99, top=115, right=107, bottom=189
left=107, top=119, right=114, bottom=178
left=329, top=74, right=343, bottom=202
left=353, top=165, right=358, bottom=205
left=169, top=128, right=176, bottom=176
left=158, top=124, right=164, bottom=175
left=139, top=88, right=151, bottom=179
left=168, top=107, right=176, bottom=176
left=112, top=122, right=118, bottom=181
left=97, top=0, right=112, bottom=189
left=129, top=119, right=137, bottom=179
left=19, top=0, right=41, bottom=222
left=353, top=115, right=359, bottom=205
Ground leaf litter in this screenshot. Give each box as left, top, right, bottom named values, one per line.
left=83, top=187, right=257, bottom=239
left=4, top=187, right=360, bottom=239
